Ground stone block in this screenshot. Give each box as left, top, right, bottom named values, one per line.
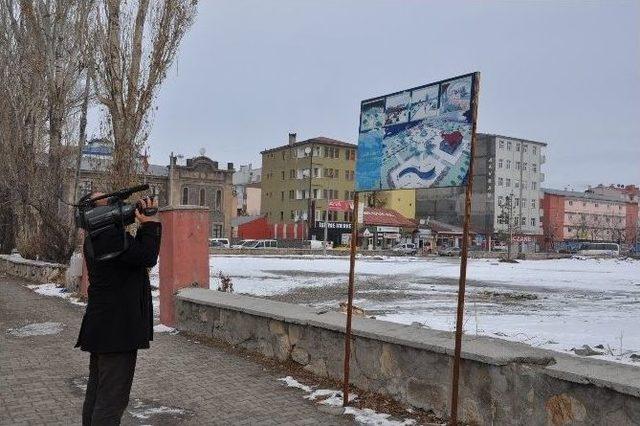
left=291, top=347, right=310, bottom=365
left=304, top=358, right=328, bottom=377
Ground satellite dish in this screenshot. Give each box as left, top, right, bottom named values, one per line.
left=199, top=147, right=206, bottom=156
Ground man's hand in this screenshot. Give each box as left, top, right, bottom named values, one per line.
left=135, top=197, right=160, bottom=224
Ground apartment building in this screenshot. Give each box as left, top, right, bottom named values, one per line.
left=541, top=187, right=638, bottom=248
left=416, top=133, right=547, bottom=251
left=232, top=164, right=262, bottom=216
left=260, top=134, right=357, bottom=226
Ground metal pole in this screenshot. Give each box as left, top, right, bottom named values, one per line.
left=323, top=205, right=329, bottom=256
left=449, top=72, right=480, bottom=425
left=342, top=191, right=359, bottom=407
left=307, top=144, right=314, bottom=239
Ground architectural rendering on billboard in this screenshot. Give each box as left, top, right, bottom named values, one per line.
left=355, top=73, right=478, bottom=191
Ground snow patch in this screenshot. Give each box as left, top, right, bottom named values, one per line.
left=278, top=376, right=313, bottom=393
left=344, top=407, right=417, bottom=426
left=279, top=376, right=417, bottom=425
left=127, top=399, right=186, bottom=420
left=27, top=283, right=86, bottom=306
left=153, top=324, right=177, bottom=334
left=7, top=322, right=63, bottom=337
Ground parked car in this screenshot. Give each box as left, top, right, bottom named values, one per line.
left=231, top=239, right=256, bottom=249
left=438, top=246, right=461, bottom=256
left=392, top=243, right=417, bottom=256
left=209, top=238, right=230, bottom=248
left=244, top=239, right=278, bottom=249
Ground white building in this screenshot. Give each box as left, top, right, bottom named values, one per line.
left=416, top=133, right=547, bottom=252
left=232, top=164, right=261, bottom=216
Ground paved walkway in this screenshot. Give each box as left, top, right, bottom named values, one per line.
left=0, top=275, right=353, bottom=425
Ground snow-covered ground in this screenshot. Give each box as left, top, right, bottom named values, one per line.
left=205, top=255, right=640, bottom=365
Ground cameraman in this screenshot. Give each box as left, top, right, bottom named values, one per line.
left=75, top=193, right=161, bottom=425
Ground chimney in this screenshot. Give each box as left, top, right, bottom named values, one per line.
left=227, top=162, right=234, bottom=171
left=288, top=132, right=297, bottom=145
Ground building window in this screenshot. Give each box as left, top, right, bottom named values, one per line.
left=515, top=161, right=521, bottom=170
left=532, top=163, right=537, bottom=172
left=515, top=180, right=520, bottom=188
left=181, top=187, right=189, bottom=205
left=506, top=160, right=511, bottom=169
left=499, top=140, right=505, bottom=149
left=199, top=188, right=206, bottom=206
left=289, top=190, right=294, bottom=199
left=507, top=141, right=512, bottom=150
left=516, top=143, right=520, bottom=151
left=531, top=199, right=536, bottom=208
left=498, top=159, right=503, bottom=168
left=533, top=146, right=537, bottom=154
left=498, top=195, right=504, bottom=205
left=568, top=200, right=573, bottom=206
left=497, top=177, right=504, bottom=186
left=313, top=189, right=319, bottom=199
left=531, top=217, right=536, bottom=226
left=212, top=224, right=223, bottom=238
left=281, top=171, right=285, bottom=180
left=594, top=203, right=599, bottom=208
left=280, top=211, right=284, bottom=221
left=523, top=144, right=528, bottom=153
left=531, top=182, right=537, bottom=190
left=215, top=189, right=222, bottom=210
left=523, top=162, right=527, bottom=171
left=506, top=178, right=511, bottom=187
left=281, top=191, right=285, bottom=201
left=521, top=217, right=526, bottom=225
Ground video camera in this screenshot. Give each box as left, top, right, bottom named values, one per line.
left=76, top=184, right=158, bottom=261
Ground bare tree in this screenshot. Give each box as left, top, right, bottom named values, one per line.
left=0, top=0, right=93, bottom=261
left=542, top=219, right=561, bottom=252
left=92, top=0, right=197, bottom=190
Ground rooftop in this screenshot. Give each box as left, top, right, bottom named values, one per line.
left=80, top=157, right=169, bottom=177
left=477, top=133, right=547, bottom=147
left=543, top=188, right=628, bottom=203
left=261, top=136, right=357, bottom=155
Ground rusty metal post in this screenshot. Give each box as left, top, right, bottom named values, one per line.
left=449, top=72, right=481, bottom=425
left=342, top=191, right=360, bottom=406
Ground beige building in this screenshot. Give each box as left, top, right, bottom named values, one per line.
left=374, top=190, right=416, bottom=219
left=75, top=141, right=236, bottom=238
left=260, top=134, right=357, bottom=225
left=167, top=154, right=236, bottom=238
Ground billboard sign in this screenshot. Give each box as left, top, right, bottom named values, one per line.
left=328, top=200, right=354, bottom=212
left=355, top=73, right=478, bottom=191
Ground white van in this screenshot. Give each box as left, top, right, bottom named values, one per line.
left=245, top=239, right=278, bottom=249
left=209, top=238, right=230, bottom=248
left=577, top=242, right=620, bottom=257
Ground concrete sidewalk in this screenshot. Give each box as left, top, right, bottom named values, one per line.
left=0, top=275, right=353, bottom=425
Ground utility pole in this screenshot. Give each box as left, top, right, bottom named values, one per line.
left=304, top=145, right=314, bottom=240
left=498, top=195, right=514, bottom=260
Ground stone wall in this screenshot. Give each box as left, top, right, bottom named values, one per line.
left=0, top=254, right=67, bottom=284
left=176, top=289, right=640, bottom=425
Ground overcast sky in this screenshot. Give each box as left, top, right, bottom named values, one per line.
left=109, top=0, right=639, bottom=190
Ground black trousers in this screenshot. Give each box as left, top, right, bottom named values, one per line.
left=82, top=351, right=138, bottom=426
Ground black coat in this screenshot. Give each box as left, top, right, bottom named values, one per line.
left=76, top=222, right=162, bottom=353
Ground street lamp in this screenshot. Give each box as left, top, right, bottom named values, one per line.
left=304, top=146, right=313, bottom=239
